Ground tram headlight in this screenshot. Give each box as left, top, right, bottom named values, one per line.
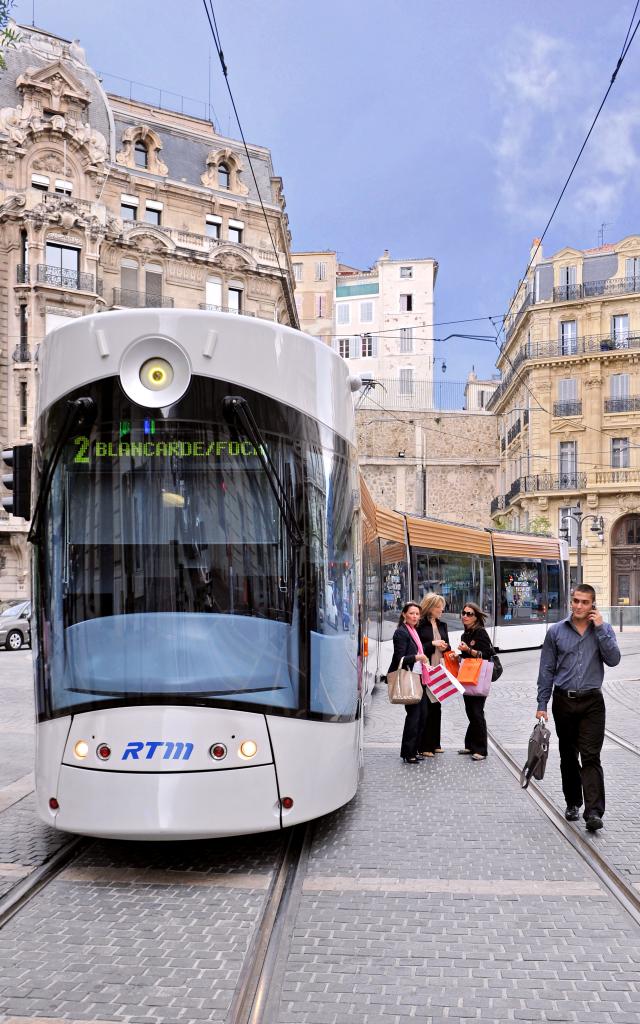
left=239, top=739, right=258, bottom=759
left=73, top=740, right=89, bottom=760
left=139, top=357, right=174, bottom=392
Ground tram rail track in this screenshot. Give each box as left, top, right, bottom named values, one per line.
left=487, top=727, right=640, bottom=929
left=0, top=834, right=89, bottom=929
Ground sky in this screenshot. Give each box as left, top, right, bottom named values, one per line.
left=9, top=0, right=640, bottom=380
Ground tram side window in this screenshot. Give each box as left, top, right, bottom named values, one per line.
left=413, top=548, right=494, bottom=629
left=498, top=560, right=544, bottom=625
left=544, top=560, right=565, bottom=622
left=381, top=541, right=409, bottom=641
left=363, top=538, right=382, bottom=644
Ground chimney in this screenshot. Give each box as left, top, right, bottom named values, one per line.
left=529, top=238, right=543, bottom=265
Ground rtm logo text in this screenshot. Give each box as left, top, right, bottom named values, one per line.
left=122, top=741, right=194, bottom=760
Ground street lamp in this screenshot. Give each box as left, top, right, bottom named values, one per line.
left=558, top=500, right=604, bottom=586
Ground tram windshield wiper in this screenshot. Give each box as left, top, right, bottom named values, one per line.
left=223, top=395, right=304, bottom=548
left=28, top=397, right=96, bottom=545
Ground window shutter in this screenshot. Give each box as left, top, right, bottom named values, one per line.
left=371, top=334, right=378, bottom=356
left=348, top=337, right=359, bottom=359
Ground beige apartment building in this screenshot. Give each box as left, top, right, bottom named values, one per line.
left=489, top=235, right=640, bottom=606
left=0, top=23, right=296, bottom=601
left=291, top=250, right=336, bottom=346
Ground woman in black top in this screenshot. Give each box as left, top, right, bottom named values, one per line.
left=417, top=592, right=451, bottom=756
left=458, top=601, right=493, bottom=760
left=388, top=602, right=429, bottom=764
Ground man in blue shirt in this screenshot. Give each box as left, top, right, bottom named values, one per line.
left=536, top=583, right=621, bottom=832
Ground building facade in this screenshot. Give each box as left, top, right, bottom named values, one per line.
left=0, top=22, right=296, bottom=602
left=489, top=235, right=640, bottom=605
left=291, top=250, right=336, bottom=347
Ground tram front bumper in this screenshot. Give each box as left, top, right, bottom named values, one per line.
left=51, top=762, right=281, bottom=840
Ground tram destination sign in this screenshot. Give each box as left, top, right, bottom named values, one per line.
left=72, top=435, right=265, bottom=464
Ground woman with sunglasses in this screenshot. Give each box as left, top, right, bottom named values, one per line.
left=417, top=592, right=450, bottom=757
left=458, top=602, right=493, bottom=761
left=388, top=602, right=430, bottom=764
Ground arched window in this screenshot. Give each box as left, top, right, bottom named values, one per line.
left=134, top=141, right=148, bottom=168
left=612, top=514, right=640, bottom=546
left=217, top=162, right=230, bottom=189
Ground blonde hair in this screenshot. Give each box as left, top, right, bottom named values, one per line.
left=420, top=592, right=446, bottom=619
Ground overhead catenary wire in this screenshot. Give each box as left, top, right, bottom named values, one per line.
left=200, top=0, right=296, bottom=325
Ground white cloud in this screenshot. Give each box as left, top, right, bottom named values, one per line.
left=490, top=27, right=640, bottom=238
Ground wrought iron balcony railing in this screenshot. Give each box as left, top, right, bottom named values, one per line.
left=507, top=419, right=522, bottom=445
left=16, top=265, right=29, bottom=284
left=523, top=473, right=587, bottom=492
left=490, top=495, right=506, bottom=514
left=198, top=303, right=255, bottom=316
left=37, top=264, right=96, bottom=292
left=604, top=396, right=640, bottom=413
left=12, top=345, right=31, bottom=363
left=112, top=288, right=174, bottom=308
left=553, top=400, right=582, bottom=417
left=553, top=284, right=583, bottom=302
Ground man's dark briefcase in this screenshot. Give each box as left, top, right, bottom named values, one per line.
left=520, top=719, right=551, bottom=789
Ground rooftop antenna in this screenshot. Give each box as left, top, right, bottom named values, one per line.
left=32, top=0, right=35, bottom=26
left=208, top=48, right=212, bottom=124
left=598, top=222, right=608, bottom=246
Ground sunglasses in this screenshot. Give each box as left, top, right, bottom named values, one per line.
left=461, top=611, right=476, bottom=617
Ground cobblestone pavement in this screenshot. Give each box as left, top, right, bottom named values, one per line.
left=2, top=640, right=640, bottom=1023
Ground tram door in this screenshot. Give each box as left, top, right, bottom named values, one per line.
left=611, top=514, right=640, bottom=606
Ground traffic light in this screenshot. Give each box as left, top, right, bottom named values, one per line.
left=1, top=444, right=32, bottom=519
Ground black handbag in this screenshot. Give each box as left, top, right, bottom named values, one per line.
left=489, top=643, right=503, bottom=681
left=520, top=719, right=551, bottom=788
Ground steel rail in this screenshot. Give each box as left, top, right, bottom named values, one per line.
left=605, top=727, right=640, bottom=757
left=487, top=728, right=640, bottom=929
left=226, top=823, right=307, bottom=1024
left=0, top=835, right=89, bottom=929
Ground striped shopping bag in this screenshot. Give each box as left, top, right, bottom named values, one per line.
left=426, top=663, right=465, bottom=703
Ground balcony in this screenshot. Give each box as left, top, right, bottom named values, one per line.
left=604, top=397, right=640, bottom=413
left=507, top=419, right=521, bottom=445
left=12, top=345, right=31, bottom=363
left=198, top=303, right=255, bottom=316
left=593, top=468, right=640, bottom=485
left=523, top=473, right=587, bottom=492
left=490, top=495, right=506, bottom=515
left=553, top=400, right=582, bottom=417
left=553, top=284, right=583, bottom=302
left=506, top=478, right=521, bottom=502
left=37, top=264, right=96, bottom=292
left=16, top=265, right=29, bottom=284
left=112, top=288, right=174, bottom=309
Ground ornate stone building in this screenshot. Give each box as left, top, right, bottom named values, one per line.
left=489, top=235, right=640, bottom=605
left=0, top=23, right=296, bottom=602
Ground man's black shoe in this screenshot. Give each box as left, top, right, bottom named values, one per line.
left=565, top=806, right=580, bottom=821
left=585, top=816, right=604, bottom=832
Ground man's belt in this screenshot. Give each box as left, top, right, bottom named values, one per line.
left=558, top=687, right=602, bottom=699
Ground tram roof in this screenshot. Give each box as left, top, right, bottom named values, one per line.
left=37, top=310, right=356, bottom=444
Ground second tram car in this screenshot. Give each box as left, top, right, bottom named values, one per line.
left=30, top=310, right=363, bottom=839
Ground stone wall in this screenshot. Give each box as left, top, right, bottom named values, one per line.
left=356, top=409, right=499, bottom=528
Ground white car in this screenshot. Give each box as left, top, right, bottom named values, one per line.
left=0, top=601, right=31, bottom=651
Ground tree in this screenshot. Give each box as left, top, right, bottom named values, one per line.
left=529, top=515, right=551, bottom=536
left=492, top=515, right=509, bottom=531
left=0, top=2, right=18, bottom=72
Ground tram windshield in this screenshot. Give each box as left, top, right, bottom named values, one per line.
left=34, top=380, right=359, bottom=722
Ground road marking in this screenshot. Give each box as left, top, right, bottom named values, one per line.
left=59, top=865, right=272, bottom=888
left=0, top=772, right=34, bottom=812
left=302, top=876, right=603, bottom=896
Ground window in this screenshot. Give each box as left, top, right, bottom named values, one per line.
left=400, top=266, right=413, bottom=279
left=206, top=276, right=222, bottom=308
left=144, top=201, right=162, bottom=226
left=316, top=294, right=326, bottom=318
left=558, top=440, right=577, bottom=484
left=19, top=381, right=27, bottom=429
left=399, top=368, right=414, bottom=395
left=360, top=301, right=373, bottom=323
left=610, top=373, right=630, bottom=398
left=45, top=243, right=79, bottom=276
left=558, top=378, right=577, bottom=400
left=31, top=173, right=49, bottom=192
left=228, top=286, right=243, bottom=313
left=205, top=215, right=221, bottom=239
left=400, top=293, right=413, bottom=312
left=121, top=194, right=138, bottom=221
left=612, top=314, right=629, bottom=347
left=361, top=334, right=377, bottom=357
left=400, top=328, right=413, bottom=353
left=338, top=338, right=349, bottom=359
left=414, top=549, right=494, bottom=629
left=497, top=561, right=544, bottom=626
left=315, top=262, right=327, bottom=281
left=348, top=337, right=360, bottom=359
left=228, top=219, right=244, bottom=244
left=560, top=265, right=577, bottom=286
left=134, top=141, right=148, bottom=168
left=337, top=303, right=350, bottom=325
left=612, top=437, right=630, bottom=469
left=120, top=259, right=138, bottom=294
left=560, top=320, right=577, bottom=355
left=625, top=257, right=640, bottom=285
left=293, top=263, right=303, bottom=282
left=218, top=162, right=230, bottom=188
left=559, top=506, right=579, bottom=547
left=54, top=179, right=73, bottom=196
left=145, top=265, right=163, bottom=304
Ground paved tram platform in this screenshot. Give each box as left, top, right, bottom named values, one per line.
left=0, top=639, right=640, bottom=1023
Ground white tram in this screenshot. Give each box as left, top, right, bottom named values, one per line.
left=31, top=310, right=363, bottom=839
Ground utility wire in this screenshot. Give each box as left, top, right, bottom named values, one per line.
left=200, top=0, right=297, bottom=326
left=497, top=5, right=640, bottom=347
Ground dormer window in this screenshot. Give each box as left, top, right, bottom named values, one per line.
left=134, top=141, right=148, bottom=168
left=218, top=162, right=230, bottom=189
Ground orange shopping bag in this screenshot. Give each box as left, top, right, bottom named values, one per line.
left=443, top=651, right=460, bottom=677
left=458, top=658, right=482, bottom=685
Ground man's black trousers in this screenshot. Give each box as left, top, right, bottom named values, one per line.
left=552, top=688, right=606, bottom=819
